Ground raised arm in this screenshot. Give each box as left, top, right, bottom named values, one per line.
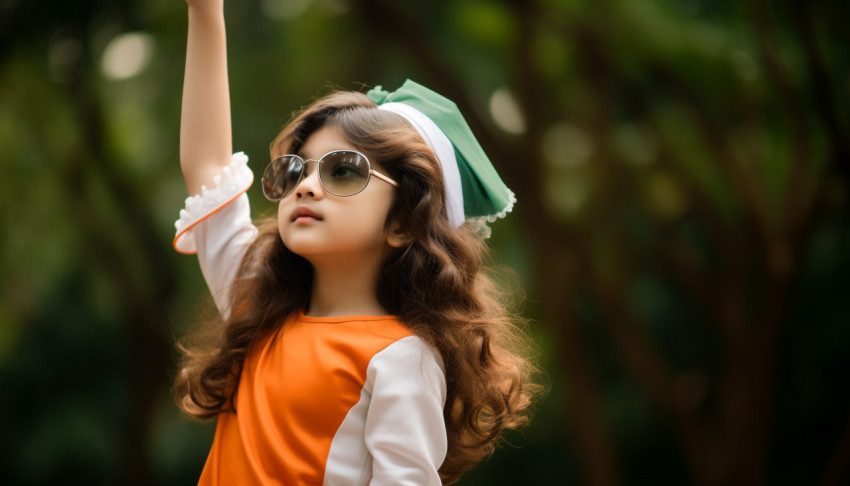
left=180, top=0, right=232, bottom=196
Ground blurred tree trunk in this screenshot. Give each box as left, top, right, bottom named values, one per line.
left=57, top=29, right=175, bottom=486
left=1, top=0, right=182, bottom=483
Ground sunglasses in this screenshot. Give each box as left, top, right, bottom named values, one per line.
left=261, top=150, right=400, bottom=201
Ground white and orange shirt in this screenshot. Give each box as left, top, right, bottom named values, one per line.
left=174, top=153, right=448, bottom=485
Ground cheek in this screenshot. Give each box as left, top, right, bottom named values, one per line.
left=360, top=195, right=395, bottom=234
left=276, top=200, right=293, bottom=239
left=331, top=201, right=394, bottom=251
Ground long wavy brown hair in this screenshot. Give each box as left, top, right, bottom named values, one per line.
left=174, top=90, right=541, bottom=484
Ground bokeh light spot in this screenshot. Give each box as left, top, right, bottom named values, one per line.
left=489, top=87, right=526, bottom=134
left=101, top=32, right=155, bottom=81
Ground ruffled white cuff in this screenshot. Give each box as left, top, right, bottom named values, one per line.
left=173, top=152, right=254, bottom=254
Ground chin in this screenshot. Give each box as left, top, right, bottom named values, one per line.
left=280, top=234, right=328, bottom=259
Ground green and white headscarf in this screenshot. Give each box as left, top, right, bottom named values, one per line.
left=368, top=80, right=515, bottom=227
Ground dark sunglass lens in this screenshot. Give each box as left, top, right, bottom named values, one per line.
left=281, top=157, right=304, bottom=197
left=321, top=151, right=369, bottom=195
left=262, top=156, right=304, bottom=200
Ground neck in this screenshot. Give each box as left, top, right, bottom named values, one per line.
left=306, top=255, right=387, bottom=318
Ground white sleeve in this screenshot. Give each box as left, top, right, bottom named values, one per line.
left=364, top=336, right=448, bottom=486
left=173, top=152, right=258, bottom=315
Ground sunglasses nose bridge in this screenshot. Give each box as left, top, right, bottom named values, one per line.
left=293, top=159, right=325, bottom=198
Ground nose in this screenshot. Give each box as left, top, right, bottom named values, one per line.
left=294, top=163, right=323, bottom=199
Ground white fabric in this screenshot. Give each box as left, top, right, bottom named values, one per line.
left=324, top=337, right=447, bottom=486
left=190, top=194, right=257, bottom=315
left=378, top=102, right=465, bottom=227
left=173, top=152, right=254, bottom=254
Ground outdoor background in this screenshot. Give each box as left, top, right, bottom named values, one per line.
left=1, top=0, right=849, bottom=485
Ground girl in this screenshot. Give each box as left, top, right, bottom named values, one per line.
left=173, top=1, right=539, bottom=484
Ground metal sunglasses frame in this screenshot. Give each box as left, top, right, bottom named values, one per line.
left=261, top=149, right=400, bottom=201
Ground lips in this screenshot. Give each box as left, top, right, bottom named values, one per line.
left=291, top=206, right=323, bottom=222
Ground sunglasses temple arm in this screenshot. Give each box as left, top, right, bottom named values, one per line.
left=370, top=170, right=400, bottom=187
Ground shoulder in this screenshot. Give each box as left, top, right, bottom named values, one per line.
left=366, top=335, right=446, bottom=401
left=374, top=335, right=443, bottom=368
left=357, top=317, right=444, bottom=376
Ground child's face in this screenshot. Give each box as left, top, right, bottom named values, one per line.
left=276, top=125, right=398, bottom=267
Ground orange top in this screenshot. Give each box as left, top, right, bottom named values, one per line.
left=198, top=313, right=425, bottom=485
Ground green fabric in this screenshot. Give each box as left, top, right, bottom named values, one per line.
left=368, top=79, right=514, bottom=221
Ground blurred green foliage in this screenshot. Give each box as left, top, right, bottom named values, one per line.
left=1, top=0, right=849, bottom=485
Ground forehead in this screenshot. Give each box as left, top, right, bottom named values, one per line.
left=298, top=125, right=357, bottom=159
